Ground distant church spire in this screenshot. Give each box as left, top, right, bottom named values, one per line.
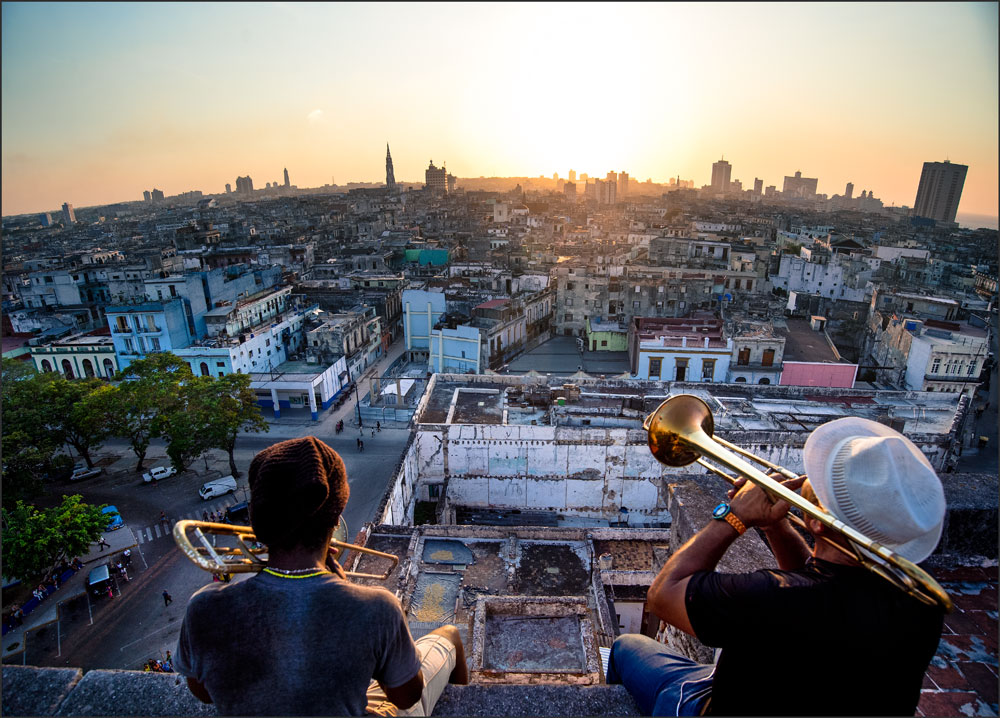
left=385, top=143, right=397, bottom=193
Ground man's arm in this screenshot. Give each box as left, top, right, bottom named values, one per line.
left=647, top=475, right=806, bottom=636
left=761, top=519, right=811, bottom=570
left=647, top=520, right=741, bottom=636
left=728, top=475, right=811, bottom=571
left=381, top=672, right=424, bottom=710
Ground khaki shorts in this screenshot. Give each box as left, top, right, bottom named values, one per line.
left=366, top=634, right=457, bottom=717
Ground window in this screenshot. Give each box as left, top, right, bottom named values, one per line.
left=169, top=285, right=177, bottom=297
left=758, top=378, right=771, bottom=385
left=566, top=298, right=573, bottom=306
left=735, top=376, right=747, bottom=383
left=762, top=349, right=775, bottom=367
left=931, top=359, right=940, bottom=374
left=601, top=340, right=608, bottom=347
left=738, top=348, right=750, bottom=366
left=968, top=363, right=976, bottom=376
left=428, top=484, right=441, bottom=499
left=702, top=359, right=715, bottom=380
left=565, top=313, right=573, bottom=322
left=648, top=357, right=662, bottom=379
left=150, top=337, right=161, bottom=351
left=632, top=301, right=640, bottom=309
left=123, top=337, right=134, bottom=353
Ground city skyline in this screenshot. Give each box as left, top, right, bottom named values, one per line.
left=2, top=2, right=997, bottom=219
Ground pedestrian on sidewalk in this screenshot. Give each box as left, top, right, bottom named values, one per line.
left=371, top=428, right=375, bottom=438
left=376, top=421, right=381, bottom=432
left=159, top=510, right=169, bottom=525
left=13, top=605, right=24, bottom=626
left=359, top=439, right=364, bottom=453
left=72, top=557, right=84, bottom=570
left=162, top=590, right=173, bottom=607
left=97, top=536, right=111, bottom=551
left=203, top=510, right=209, bottom=521
left=123, top=549, right=131, bottom=567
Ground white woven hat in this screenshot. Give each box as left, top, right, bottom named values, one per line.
left=803, top=417, right=946, bottom=563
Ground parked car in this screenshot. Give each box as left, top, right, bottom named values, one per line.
left=199, top=476, right=238, bottom=501
left=70, top=466, right=103, bottom=481
left=102, top=505, right=123, bottom=531
left=143, top=466, right=177, bottom=483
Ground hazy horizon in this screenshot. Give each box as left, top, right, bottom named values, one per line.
left=2, top=2, right=997, bottom=218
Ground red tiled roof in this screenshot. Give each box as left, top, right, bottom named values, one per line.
left=475, top=299, right=509, bottom=310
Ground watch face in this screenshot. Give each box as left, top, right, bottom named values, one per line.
left=712, top=502, right=730, bottom=519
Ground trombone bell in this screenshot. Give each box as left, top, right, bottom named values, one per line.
left=643, top=394, right=714, bottom=467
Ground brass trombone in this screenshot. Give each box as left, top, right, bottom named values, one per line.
left=173, top=517, right=399, bottom=581
left=643, top=394, right=952, bottom=612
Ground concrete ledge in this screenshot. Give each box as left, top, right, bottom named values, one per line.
left=430, top=684, right=641, bottom=716
left=937, top=472, right=999, bottom=557
left=2, top=666, right=83, bottom=717
left=55, top=670, right=216, bottom=716
left=3, top=666, right=642, bottom=717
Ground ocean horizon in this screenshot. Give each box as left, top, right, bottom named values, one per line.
left=957, top=212, right=999, bottom=231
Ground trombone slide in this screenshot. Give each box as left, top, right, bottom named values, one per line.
left=173, top=520, right=399, bottom=581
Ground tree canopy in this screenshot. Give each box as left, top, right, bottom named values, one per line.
left=1, top=495, right=111, bottom=583
left=110, top=353, right=194, bottom=471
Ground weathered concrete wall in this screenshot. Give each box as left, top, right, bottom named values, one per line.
left=2, top=666, right=641, bottom=716
left=415, top=424, right=677, bottom=518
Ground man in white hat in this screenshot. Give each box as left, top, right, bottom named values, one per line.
left=608, top=417, right=947, bottom=716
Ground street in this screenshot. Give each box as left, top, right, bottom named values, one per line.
left=6, top=341, right=412, bottom=671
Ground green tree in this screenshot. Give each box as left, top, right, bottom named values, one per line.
left=1, top=360, right=62, bottom=506
left=41, top=376, right=109, bottom=468
left=202, top=373, right=270, bottom=476
left=162, top=376, right=216, bottom=472
left=1, top=496, right=110, bottom=583
left=110, top=353, right=193, bottom=471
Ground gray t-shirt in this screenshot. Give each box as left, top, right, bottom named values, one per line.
left=174, top=571, right=420, bottom=716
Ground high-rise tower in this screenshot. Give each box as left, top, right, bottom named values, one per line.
left=711, top=158, right=732, bottom=194
left=386, top=144, right=397, bottom=192
left=913, top=160, right=966, bottom=223
left=284, top=167, right=290, bottom=188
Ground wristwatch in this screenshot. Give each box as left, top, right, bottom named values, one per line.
left=712, top=502, right=746, bottom=535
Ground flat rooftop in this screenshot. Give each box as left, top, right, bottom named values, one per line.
left=415, top=375, right=962, bottom=437
left=779, top=318, right=841, bottom=363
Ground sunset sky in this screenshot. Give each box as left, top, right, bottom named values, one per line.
left=2, top=2, right=997, bottom=220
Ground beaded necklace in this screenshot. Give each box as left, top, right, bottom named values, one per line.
left=262, top=566, right=330, bottom=579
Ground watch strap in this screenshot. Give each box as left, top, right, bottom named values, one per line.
left=723, top=511, right=746, bottom=535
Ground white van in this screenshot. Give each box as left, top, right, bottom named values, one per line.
left=200, top=476, right=238, bottom=501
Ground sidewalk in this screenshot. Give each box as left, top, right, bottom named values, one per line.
left=3, top=527, right=137, bottom=659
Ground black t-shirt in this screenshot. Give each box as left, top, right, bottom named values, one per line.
left=686, top=558, right=944, bottom=716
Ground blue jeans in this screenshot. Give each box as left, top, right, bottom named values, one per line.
left=607, top=634, right=715, bottom=716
